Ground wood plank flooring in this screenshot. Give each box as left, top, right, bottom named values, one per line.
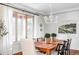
left=70, top=49, right=79, bottom=55
left=12, top=49, right=79, bottom=55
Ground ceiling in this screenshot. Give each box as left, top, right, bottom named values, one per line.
left=4, top=3, right=79, bottom=15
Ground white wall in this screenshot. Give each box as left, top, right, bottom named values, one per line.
left=57, top=11, right=79, bottom=50
left=44, top=11, right=79, bottom=50
left=34, top=15, right=44, bottom=38
left=44, top=22, right=57, bottom=34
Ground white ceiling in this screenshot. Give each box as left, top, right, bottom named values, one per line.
left=21, top=3, right=79, bottom=15
left=5, top=3, right=79, bottom=15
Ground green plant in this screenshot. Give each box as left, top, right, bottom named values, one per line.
left=44, top=33, right=50, bottom=38
left=0, top=19, right=8, bottom=38
left=51, top=33, right=57, bottom=41
left=51, top=33, right=57, bottom=38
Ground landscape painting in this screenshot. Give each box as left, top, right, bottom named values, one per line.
left=58, top=23, right=76, bottom=34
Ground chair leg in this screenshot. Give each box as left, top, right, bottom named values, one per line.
left=67, top=50, right=70, bottom=55
left=65, top=50, right=69, bottom=55
left=57, top=51, right=60, bottom=55
left=66, top=50, right=69, bottom=55
left=64, top=50, right=66, bottom=55
left=66, top=50, right=70, bottom=55
left=69, top=50, right=70, bottom=55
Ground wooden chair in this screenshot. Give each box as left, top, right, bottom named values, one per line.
left=56, top=41, right=67, bottom=55
left=56, top=39, right=72, bottom=55
left=64, top=39, right=72, bottom=55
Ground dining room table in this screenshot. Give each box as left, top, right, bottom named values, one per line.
left=35, top=39, right=64, bottom=55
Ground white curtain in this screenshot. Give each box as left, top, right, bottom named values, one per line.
left=27, top=16, right=34, bottom=39
left=2, top=7, right=27, bottom=54
left=1, top=6, right=33, bottom=54
left=2, top=7, right=14, bottom=55
left=11, top=12, right=27, bottom=54
left=16, top=14, right=26, bottom=41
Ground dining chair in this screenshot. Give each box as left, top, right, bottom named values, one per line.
left=56, top=41, right=67, bottom=55
left=20, top=39, right=36, bottom=55
left=64, top=39, right=72, bottom=55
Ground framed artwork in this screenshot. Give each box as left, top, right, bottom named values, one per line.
left=40, top=29, right=42, bottom=31
left=58, top=23, right=76, bottom=34
left=40, top=24, right=42, bottom=27
left=40, top=23, right=43, bottom=31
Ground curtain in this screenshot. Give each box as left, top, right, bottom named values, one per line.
left=27, top=16, right=34, bottom=39
left=2, top=7, right=34, bottom=54
left=13, top=12, right=26, bottom=41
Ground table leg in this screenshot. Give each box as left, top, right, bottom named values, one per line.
left=46, top=50, right=51, bottom=55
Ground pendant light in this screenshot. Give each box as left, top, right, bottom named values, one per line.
left=44, top=4, right=55, bottom=24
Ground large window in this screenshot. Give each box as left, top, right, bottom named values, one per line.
left=0, top=5, right=34, bottom=54
left=27, top=16, right=34, bottom=39
left=13, top=11, right=34, bottom=41
left=2, top=8, right=34, bottom=54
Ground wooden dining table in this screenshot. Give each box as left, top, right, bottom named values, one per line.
left=35, top=40, right=63, bottom=55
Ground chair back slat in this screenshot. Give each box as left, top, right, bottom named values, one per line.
left=66, top=39, right=72, bottom=49
left=57, top=39, right=72, bottom=55
left=57, top=41, right=67, bottom=55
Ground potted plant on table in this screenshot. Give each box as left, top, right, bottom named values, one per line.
left=44, top=33, right=50, bottom=43
left=51, top=33, right=57, bottom=41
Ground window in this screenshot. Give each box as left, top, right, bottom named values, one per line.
left=27, top=16, right=34, bottom=38
left=13, top=12, right=27, bottom=41
left=13, top=11, right=34, bottom=40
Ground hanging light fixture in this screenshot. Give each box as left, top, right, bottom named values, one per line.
left=44, top=4, right=55, bottom=24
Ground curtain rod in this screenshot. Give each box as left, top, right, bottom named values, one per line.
left=0, top=3, right=41, bottom=16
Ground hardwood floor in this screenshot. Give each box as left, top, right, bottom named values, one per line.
left=70, top=49, right=79, bottom=55
left=12, top=49, right=79, bottom=55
